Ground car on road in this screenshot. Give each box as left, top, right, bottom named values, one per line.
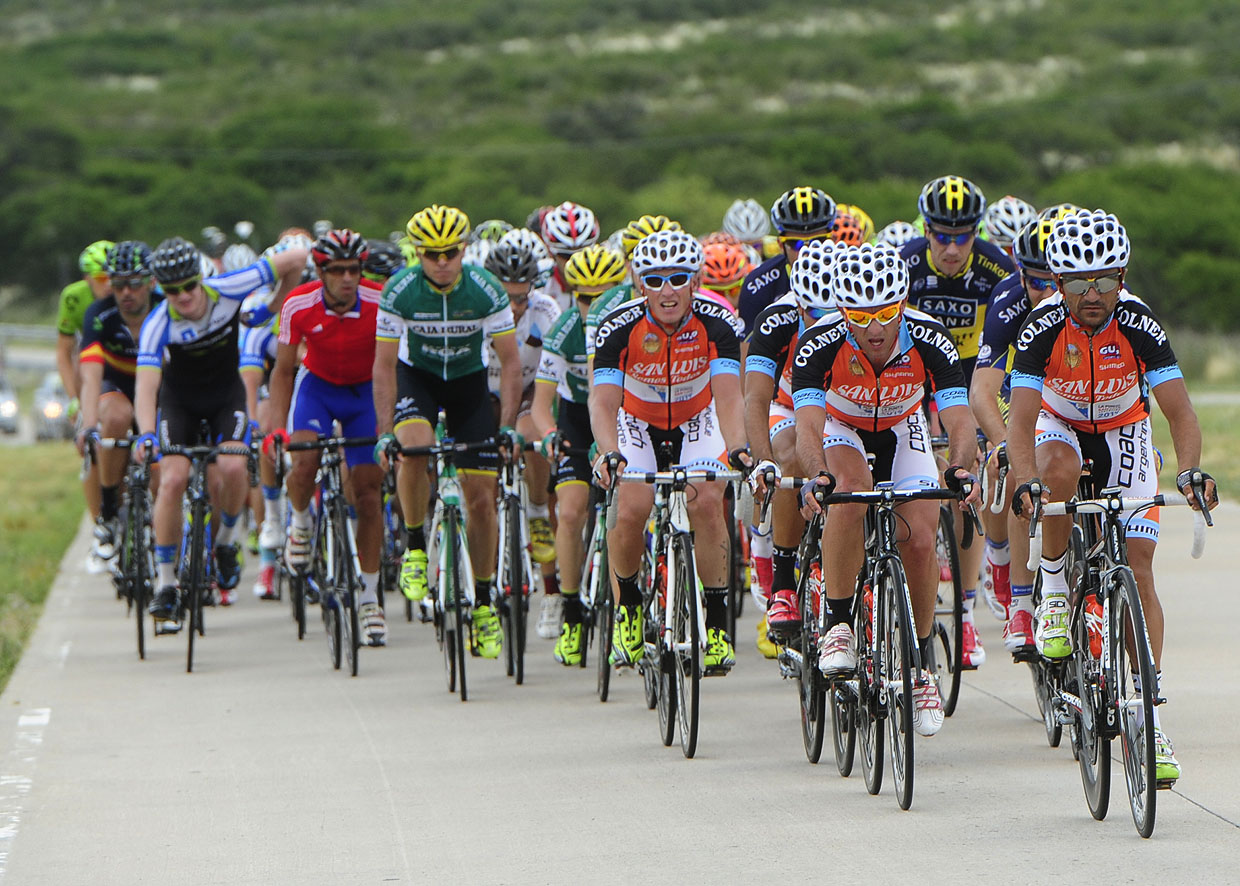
left=33, top=371, right=73, bottom=441
left=0, top=376, right=18, bottom=434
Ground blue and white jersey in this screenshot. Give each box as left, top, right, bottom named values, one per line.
left=483, top=289, right=561, bottom=396
left=239, top=315, right=280, bottom=374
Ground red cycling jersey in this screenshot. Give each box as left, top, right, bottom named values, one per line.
left=279, top=278, right=383, bottom=387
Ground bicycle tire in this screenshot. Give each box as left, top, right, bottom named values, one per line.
left=1074, top=588, right=1111, bottom=822
left=672, top=532, right=701, bottom=759
left=338, top=498, right=361, bottom=678
left=830, top=680, right=857, bottom=777
left=654, top=544, right=677, bottom=747
left=452, top=510, right=469, bottom=702
left=501, top=496, right=527, bottom=684
left=796, top=534, right=826, bottom=764
left=1112, top=569, right=1158, bottom=837
left=857, top=574, right=884, bottom=796
left=881, top=555, right=916, bottom=811
left=1031, top=660, right=1063, bottom=748
left=725, top=491, right=740, bottom=642
left=185, top=497, right=208, bottom=674
left=640, top=551, right=659, bottom=711
left=130, top=485, right=151, bottom=660
left=934, top=507, right=963, bottom=716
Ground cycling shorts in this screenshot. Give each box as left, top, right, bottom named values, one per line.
left=101, top=377, right=135, bottom=403
left=615, top=401, right=726, bottom=473
left=395, top=363, right=496, bottom=472
left=1035, top=411, right=1159, bottom=542
left=768, top=402, right=795, bottom=444
left=158, top=376, right=249, bottom=451
left=821, top=407, right=937, bottom=490
left=553, top=400, right=593, bottom=488
left=288, top=368, right=378, bottom=469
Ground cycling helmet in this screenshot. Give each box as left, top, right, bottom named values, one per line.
left=619, top=214, right=682, bottom=258
left=222, top=242, right=258, bottom=273
left=1012, top=217, right=1057, bottom=273
left=564, top=244, right=627, bottom=292
left=1045, top=209, right=1130, bottom=275
left=629, top=230, right=704, bottom=275
left=770, top=187, right=836, bottom=235
left=406, top=204, right=470, bottom=249
left=700, top=230, right=741, bottom=248
left=106, top=241, right=152, bottom=277
left=362, top=239, right=407, bottom=279
left=200, top=253, right=219, bottom=279
left=150, top=237, right=203, bottom=284
left=982, top=195, right=1038, bottom=249
left=874, top=220, right=920, bottom=248
left=1038, top=202, right=1084, bottom=222
left=472, top=219, right=513, bottom=243
left=917, top=175, right=987, bottom=228
left=200, top=226, right=228, bottom=260
left=831, top=243, right=909, bottom=309
left=312, top=219, right=334, bottom=239
left=525, top=205, right=554, bottom=236
left=701, top=242, right=751, bottom=290
left=485, top=228, right=544, bottom=283
left=788, top=239, right=839, bottom=313
left=829, top=210, right=867, bottom=246
left=79, top=240, right=115, bottom=276
left=462, top=238, right=493, bottom=268
left=722, top=198, right=771, bottom=242
left=311, top=229, right=369, bottom=267
left=541, top=201, right=600, bottom=254
left=836, top=203, right=875, bottom=242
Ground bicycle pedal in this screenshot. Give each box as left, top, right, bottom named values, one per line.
left=1011, top=647, right=1039, bottom=664
left=153, top=618, right=183, bottom=635
left=960, top=662, right=980, bottom=672
left=1156, top=778, right=1178, bottom=790
left=703, top=666, right=732, bottom=677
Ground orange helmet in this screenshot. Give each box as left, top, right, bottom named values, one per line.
left=829, top=211, right=867, bottom=246
left=700, top=230, right=741, bottom=248
left=701, top=242, right=751, bottom=291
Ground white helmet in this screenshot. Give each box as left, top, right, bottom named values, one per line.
left=983, top=195, right=1038, bottom=249
left=462, top=238, right=493, bottom=268
left=629, top=230, right=704, bottom=275
left=788, top=239, right=839, bottom=313
left=831, top=243, right=909, bottom=309
left=542, top=201, right=600, bottom=254
left=1045, top=209, right=1130, bottom=274
left=874, top=220, right=920, bottom=249
left=722, top=198, right=771, bottom=242
left=198, top=252, right=218, bottom=279
left=222, top=242, right=258, bottom=273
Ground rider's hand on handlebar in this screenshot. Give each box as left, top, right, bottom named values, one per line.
left=537, top=429, right=561, bottom=460
left=944, top=463, right=981, bottom=507
left=262, top=427, right=290, bottom=463
left=1011, top=478, right=1047, bottom=522
left=748, top=458, right=781, bottom=496
left=132, top=432, right=159, bottom=465
left=798, top=471, right=836, bottom=518
left=1176, top=467, right=1219, bottom=511
left=592, top=450, right=625, bottom=490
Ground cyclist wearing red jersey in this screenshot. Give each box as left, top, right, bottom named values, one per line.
left=265, top=230, right=388, bottom=646
left=591, top=230, right=750, bottom=672
left=1009, top=209, right=1217, bottom=782
left=792, top=243, right=980, bottom=738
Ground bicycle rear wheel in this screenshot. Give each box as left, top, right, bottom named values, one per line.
left=132, top=493, right=153, bottom=661
left=654, top=547, right=677, bottom=747
left=881, top=556, right=916, bottom=811
left=672, top=533, right=701, bottom=759
left=640, top=553, right=659, bottom=711
left=933, top=507, right=963, bottom=716
left=1112, top=569, right=1157, bottom=837
left=452, top=513, right=469, bottom=703
left=1031, top=659, right=1063, bottom=748
left=185, top=500, right=208, bottom=674
left=1074, top=589, right=1111, bottom=822
left=797, top=538, right=826, bottom=764
left=857, top=577, right=884, bottom=795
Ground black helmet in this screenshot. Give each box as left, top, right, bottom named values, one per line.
left=917, top=175, right=987, bottom=228
left=769, top=187, right=837, bottom=235
left=150, top=237, right=202, bottom=283
left=106, top=240, right=153, bottom=277
left=362, top=239, right=407, bottom=279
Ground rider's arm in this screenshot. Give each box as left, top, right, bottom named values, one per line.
left=491, top=330, right=522, bottom=429
left=77, top=361, right=104, bottom=439
left=589, top=382, right=623, bottom=455
left=712, top=372, right=747, bottom=454
left=939, top=402, right=980, bottom=476
left=372, top=337, right=399, bottom=436
left=743, top=371, right=777, bottom=462
left=1149, top=378, right=1203, bottom=479
left=56, top=334, right=79, bottom=401
left=134, top=368, right=161, bottom=437
left=266, top=341, right=300, bottom=434
left=969, top=365, right=1008, bottom=446
left=793, top=404, right=829, bottom=476
left=1005, top=385, right=1042, bottom=491
left=530, top=380, right=557, bottom=442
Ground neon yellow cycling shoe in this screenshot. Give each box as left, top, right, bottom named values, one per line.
left=1154, top=728, right=1181, bottom=782
left=756, top=616, right=778, bottom=659
left=609, top=605, right=644, bottom=665
left=554, top=621, right=584, bottom=666
left=529, top=517, right=556, bottom=564
left=471, top=604, right=503, bottom=659
left=399, top=548, right=428, bottom=602
left=705, top=628, right=736, bottom=673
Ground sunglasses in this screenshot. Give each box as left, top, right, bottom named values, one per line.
left=778, top=233, right=831, bottom=251
left=929, top=228, right=975, bottom=246
left=1024, top=274, right=1057, bottom=291
left=161, top=277, right=201, bottom=295
left=110, top=276, right=150, bottom=291
left=321, top=263, right=362, bottom=277
left=572, top=290, right=603, bottom=301
left=90, top=272, right=111, bottom=284
left=703, top=281, right=743, bottom=294
left=843, top=302, right=903, bottom=327
left=1060, top=274, right=1122, bottom=296
left=641, top=272, right=692, bottom=290
left=419, top=246, right=463, bottom=262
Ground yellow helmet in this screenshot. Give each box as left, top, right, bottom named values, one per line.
left=564, top=244, right=627, bottom=292
left=619, top=214, right=682, bottom=258
left=406, top=204, right=470, bottom=249
left=837, top=203, right=875, bottom=242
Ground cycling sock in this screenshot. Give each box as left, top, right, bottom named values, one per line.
left=1010, top=583, right=1034, bottom=615
left=405, top=523, right=425, bottom=551
left=260, top=546, right=277, bottom=566
left=1039, top=549, right=1069, bottom=595
left=561, top=589, right=583, bottom=624
left=156, top=546, right=177, bottom=589
left=292, top=507, right=313, bottom=531
left=985, top=536, right=1010, bottom=566
left=825, top=595, right=853, bottom=629
left=527, top=501, right=549, bottom=520
left=262, top=483, right=281, bottom=502
left=100, top=484, right=120, bottom=521
left=962, top=586, right=976, bottom=621
left=215, top=510, right=241, bottom=546
left=475, top=578, right=493, bottom=607
left=359, top=571, right=379, bottom=606
left=704, top=586, right=728, bottom=629
left=772, top=545, right=797, bottom=592
left=543, top=572, right=560, bottom=597
left=749, top=523, right=772, bottom=559
left=918, top=635, right=936, bottom=672
left=616, top=571, right=641, bottom=608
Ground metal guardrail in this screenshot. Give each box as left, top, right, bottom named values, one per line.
left=0, top=323, right=59, bottom=344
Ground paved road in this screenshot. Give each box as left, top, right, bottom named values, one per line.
left=1, top=507, right=1238, bottom=884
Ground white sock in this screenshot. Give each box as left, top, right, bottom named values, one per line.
left=360, top=571, right=379, bottom=606
left=528, top=501, right=549, bottom=520
left=1039, top=550, right=1068, bottom=596
left=292, top=507, right=312, bottom=531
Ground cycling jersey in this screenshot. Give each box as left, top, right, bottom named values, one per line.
left=975, top=274, right=1029, bottom=375
left=1010, top=292, right=1181, bottom=433
left=537, top=307, right=589, bottom=404
left=80, top=293, right=164, bottom=399
left=376, top=263, right=515, bottom=380
left=593, top=296, right=743, bottom=431
left=790, top=308, right=968, bottom=433
left=239, top=317, right=279, bottom=376
left=56, top=280, right=98, bottom=337
left=745, top=294, right=805, bottom=410
left=483, top=289, right=561, bottom=396
left=901, top=237, right=1013, bottom=378
left=279, top=278, right=382, bottom=387
left=584, top=282, right=633, bottom=359
left=737, top=255, right=790, bottom=336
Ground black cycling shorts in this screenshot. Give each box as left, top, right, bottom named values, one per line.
left=158, top=377, right=249, bottom=451
left=394, top=364, right=497, bottom=472
left=553, top=400, right=593, bottom=487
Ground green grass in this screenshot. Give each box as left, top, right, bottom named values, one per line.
left=1153, top=393, right=1240, bottom=496
left=0, top=442, right=82, bottom=692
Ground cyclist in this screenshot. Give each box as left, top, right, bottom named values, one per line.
left=373, top=204, right=521, bottom=660
left=981, top=195, right=1038, bottom=258
left=1008, top=209, right=1217, bottom=782
left=238, top=291, right=283, bottom=601
left=700, top=241, right=751, bottom=315
left=875, top=221, right=920, bottom=250
left=540, top=201, right=601, bottom=311
left=836, top=203, right=875, bottom=243
left=737, top=186, right=837, bottom=336
left=792, top=243, right=980, bottom=738
left=829, top=209, right=868, bottom=247
left=134, top=236, right=309, bottom=621
left=531, top=244, right=628, bottom=665
left=721, top=198, right=770, bottom=267
left=971, top=216, right=1061, bottom=654
left=482, top=227, right=565, bottom=638
left=902, top=174, right=1014, bottom=668
left=361, top=239, right=407, bottom=285
left=75, top=241, right=162, bottom=570
left=590, top=230, right=750, bottom=673
left=744, top=240, right=839, bottom=653
left=264, top=230, right=389, bottom=646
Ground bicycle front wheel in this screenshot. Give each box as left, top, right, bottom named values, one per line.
left=857, top=575, right=884, bottom=795
left=1073, top=589, right=1111, bottom=822
left=672, top=532, right=701, bottom=759
left=933, top=507, right=963, bottom=716
left=881, top=556, right=916, bottom=811
left=797, top=544, right=826, bottom=764
left=1112, top=569, right=1158, bottom=837
left=185, top=500, right=209, bottom=674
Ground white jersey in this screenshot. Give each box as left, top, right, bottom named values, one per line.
left=484, top=289, right=561, bottom=396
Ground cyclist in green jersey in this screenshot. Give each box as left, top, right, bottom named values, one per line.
left=373, top=204, right=522, bottom=661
